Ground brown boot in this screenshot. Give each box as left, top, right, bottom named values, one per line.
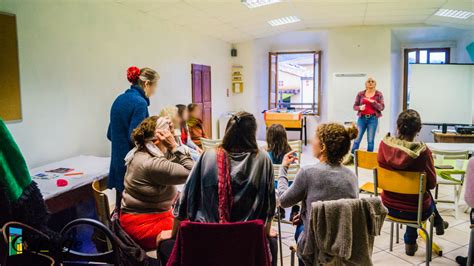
left=405, top=243, right=418, bottom=256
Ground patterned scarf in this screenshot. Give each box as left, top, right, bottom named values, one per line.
left=217, top=148, right=233, bottom=223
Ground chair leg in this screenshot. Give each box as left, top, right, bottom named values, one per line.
left=434, top=184, right=439, bottom=200
left=467, top=228, right=473, bottom=266
left=290, top=247, right=295, bottom=266
left=390, top=222, right=394, bottom=251
left=454, top=185, right=461, bottom=220
left=396, top=223, right=399, bottom=244
left=420, top=227, right=431, bottom=266
left=277, top=209, right=284, bottom=266
left=429, top=217, right=434, bottom=261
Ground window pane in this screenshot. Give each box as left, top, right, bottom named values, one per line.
left=408, top=51, right=417, bottom=63
left=276, top=53, right=315, bottom=110
left=419, top=50, right=427, bottom=63
left=429, top=52, right=446, bottom=64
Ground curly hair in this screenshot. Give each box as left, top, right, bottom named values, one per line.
left=131, top=116, right=159, bottom=146
left=316, top=123, right=358, bottom=166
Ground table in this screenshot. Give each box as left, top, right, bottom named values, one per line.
left=433, top=132, right=474, bottom=143
left=30, top=155, right=110, bottom=213
left=264, top=109, right=308, bottom=145
left=426, top=143, right=474, bottom=155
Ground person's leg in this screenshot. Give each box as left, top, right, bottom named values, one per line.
left=351, top=117, right=368, bottom=154
left=366, top=117, right=378, bottom=152
left=157, top=239, right=175, bottom=265
left=267, top=236, right=278, bottom=266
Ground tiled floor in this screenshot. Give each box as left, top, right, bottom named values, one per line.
left=276, top=144, right=471, bottom=265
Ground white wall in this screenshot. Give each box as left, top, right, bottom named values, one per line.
left=232, top=31, right=328, bottom=141
left=390, top=31, right=402, bottom=136
left=1, top=1, right=232, bottom=168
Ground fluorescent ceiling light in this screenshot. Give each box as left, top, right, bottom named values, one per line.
left=242, top=0, right=280, bottom=9
left=435, top=8, right=473, bottom=19
left=268, top=16, right=301, bottom=27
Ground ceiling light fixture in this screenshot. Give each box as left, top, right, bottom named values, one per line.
left=268, top=16, right=301, bottom=26
left=242, top=0, right=280, bottom=9
left=434, top=8, right=473, bottom=19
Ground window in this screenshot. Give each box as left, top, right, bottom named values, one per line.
left=403, top=48, right=450, bottom=109
left=268, top=51, right=321, bottom=115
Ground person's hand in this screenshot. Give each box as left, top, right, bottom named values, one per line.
left=269, top=227, right=278, bottom=238
left=156, top=129, right=178, bottom=151
left=156, top=230, right=173, bottom=247
left=282, top=150, right=298, bottom=167
left=291, top=213, right=302, bottom=226
left=360, top=104, right=366, bottom=111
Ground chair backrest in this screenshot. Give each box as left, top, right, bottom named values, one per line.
left=273, top=164, right=300, bottom=181
left=431, top=149, right=469, bottom=160
left=288, top=140, right=302, bottom=162
left=1, top=221, right=55, bottom=265
left=91, top=179, right=111, bottom=228
left=373, top=167, right=426, bottom=195
left=354, top=150, right=378, bottom=176
left=60, top=218, right=120, bottom=265
left=200, top=138, right=223, bottom=151
left=167, top=220, right=271, bottom=266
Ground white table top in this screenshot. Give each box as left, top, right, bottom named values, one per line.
left=30, top=155, right=110, bottom=200
left=426, top=143, right=474, bottom=153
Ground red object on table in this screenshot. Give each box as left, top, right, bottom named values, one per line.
left=56, top=179, right=68, bottom=187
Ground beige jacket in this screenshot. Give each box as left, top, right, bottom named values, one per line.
left=121, top=147, right=194, bottom=213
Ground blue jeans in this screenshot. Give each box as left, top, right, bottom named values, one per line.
left=294, top=224, right=305, bottom=266
left=386, top=203, right=434, bottom=244
left=351, top=115, right=379, bottom=154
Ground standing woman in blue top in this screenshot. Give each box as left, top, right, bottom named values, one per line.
left=107, top=66, right=160, bottom=206
left=345, top=77, right=384, bottom=164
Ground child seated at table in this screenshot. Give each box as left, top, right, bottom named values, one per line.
left=377, top=109, right=448, bottom=256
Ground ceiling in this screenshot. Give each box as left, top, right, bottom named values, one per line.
left=115, top=0, right=474, bottom=43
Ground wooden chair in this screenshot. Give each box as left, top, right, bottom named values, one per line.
left=1, top=221, right=55, bottom=266
left=354, top=150, right=382, bottom=195
left=431, top=149, right=469, bottom=219
left=200, top=138, right=222, bottom=151
left=373, top=167, right=434, bottom=265
left=288, top=140, right=302, bottom=163
left=60, top=218, right=120, bottom=265
left=91, top=178, right=112, bottom=228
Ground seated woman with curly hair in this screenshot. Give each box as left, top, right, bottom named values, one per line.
left=278, top=123, right=359, bottom=265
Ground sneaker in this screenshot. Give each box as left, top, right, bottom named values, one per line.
left=405, top=243, right=418, bottom=256
left=455, top=256, right=467, bottom=266
left=435, top=220, right=449, bottom=235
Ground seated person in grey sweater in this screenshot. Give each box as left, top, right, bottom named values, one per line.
left=278, top=123, right=359, bottom=265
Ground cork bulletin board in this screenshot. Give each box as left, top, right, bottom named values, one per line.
left=0, top=12, right=22, bottom=121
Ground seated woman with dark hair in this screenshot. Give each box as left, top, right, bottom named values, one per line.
left=157, top=111, right=277, bottom=265
left=377, top=109, right=448, bottom=256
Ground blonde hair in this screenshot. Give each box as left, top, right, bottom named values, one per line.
left=159, top=106, right=178, bottom=120
left=138, top=67, right=160, bottom=88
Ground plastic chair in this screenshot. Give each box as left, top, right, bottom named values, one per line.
left=59, top=218, right=120, bottom=265
left=354, top=150, right=382, bottom=195
left=200, top=138, right=222, bottom=151
left=431, top=149, right=469, bottom=219
left=1, top=221, right=55, bottom=266
left=373, top=167, right=434, bottom=265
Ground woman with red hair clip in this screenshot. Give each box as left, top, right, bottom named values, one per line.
left=107, top=66, right=160, bottom=208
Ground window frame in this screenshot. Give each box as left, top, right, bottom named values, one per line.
left=402, top=47, right=450, bottom=110
left=268, top=51, right=322, bottom=115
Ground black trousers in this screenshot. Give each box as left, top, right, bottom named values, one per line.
left=157, top=236, right=278, bottom=266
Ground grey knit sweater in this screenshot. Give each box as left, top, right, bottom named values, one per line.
left=278, top=162, right=359, bottom=259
